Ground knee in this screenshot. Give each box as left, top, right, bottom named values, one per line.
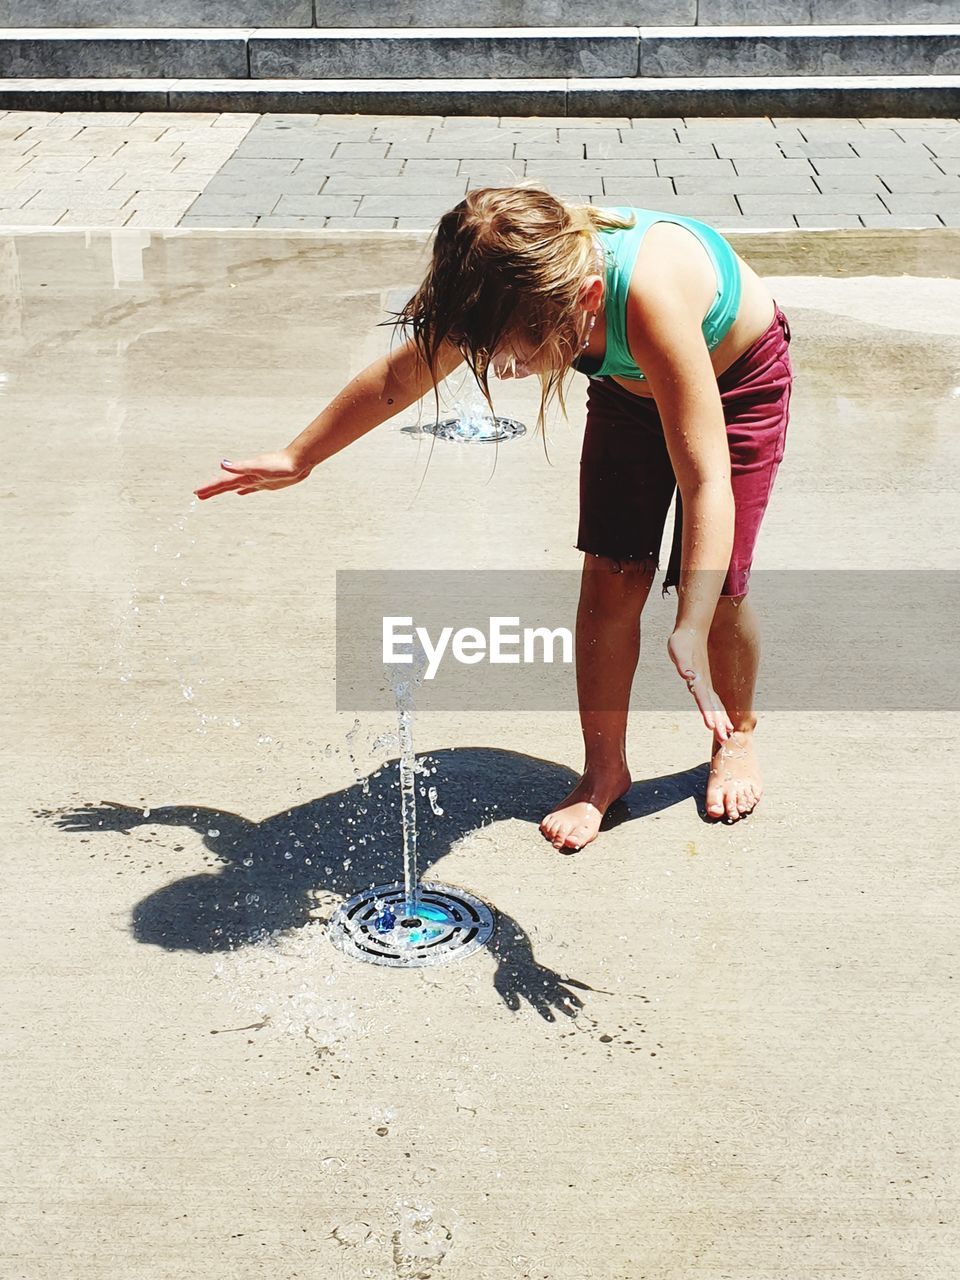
left=709, top=593, right=749, bottom=634
left=580, top=554, right=657, bottom=607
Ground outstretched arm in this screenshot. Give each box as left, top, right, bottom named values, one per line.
left=286, top=336, right=465, bottom=470
left=195, top=337, right=464, bottom=501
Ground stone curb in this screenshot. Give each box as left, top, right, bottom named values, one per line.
left=1, top=74, right=959, bottom=117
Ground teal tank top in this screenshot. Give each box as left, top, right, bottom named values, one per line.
left=587, top=207, right=742, bottom=382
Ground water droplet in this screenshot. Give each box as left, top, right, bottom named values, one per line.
left=331, top=1221, right=371, bottom=1248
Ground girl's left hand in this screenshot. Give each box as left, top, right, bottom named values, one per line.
left=667, top=627, right=734, bottom=743
left=194, top=450, right=311, bottom=501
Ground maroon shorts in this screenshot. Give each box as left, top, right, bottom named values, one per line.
left=577, top=302, right=793, bottom=598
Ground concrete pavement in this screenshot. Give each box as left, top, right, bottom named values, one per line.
left=2, top=225, right=958, bottom=1279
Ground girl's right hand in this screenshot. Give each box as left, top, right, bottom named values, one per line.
left=194, top=450, right=312, bottom=501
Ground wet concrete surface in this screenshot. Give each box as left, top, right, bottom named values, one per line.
left=2, top=228, right=958, bottom=1279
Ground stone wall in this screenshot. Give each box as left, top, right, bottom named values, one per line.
left=1, top=0, right=955, bottom=27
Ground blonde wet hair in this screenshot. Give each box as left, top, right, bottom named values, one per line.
left=396, top=186, right=635, bottom=435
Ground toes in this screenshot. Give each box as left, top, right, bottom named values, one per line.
left=549, top=821, right=573, bottom=849
left=724, top=787, right=739, bottom=822
left=564, top=823, right=593, bottom=850
left=742, top=783, right=762, bottom=812
left=706, top=780, right=763, bottom=820
left=707, top=748, right=763, bottom=820
left=544, top=814, right=600, bottom=853
left=559, top=822, right=586, bottom=849
left=541, top=801, right=606, bottom=850
left=705, top=782, right=725, bottom=818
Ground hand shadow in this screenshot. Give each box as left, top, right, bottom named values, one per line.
left=50, top=747, right=705, bottom=1021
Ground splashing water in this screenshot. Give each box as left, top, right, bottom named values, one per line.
left=211, top=924, right=373, bottom=1048
left=372, top=898, right=397, bottom=935
left=396, top=687, right=419, bottom=917
left=450, top=383, right=496, bottom=441
left=364, top=661, right=453, bottom=946
left=345, top=716, right=371, bottom=795
left=386, top=638, right=431, bottom=920
left=328, top=643, right=494, bottom=965
left=425, top=375, right=526, bottom=444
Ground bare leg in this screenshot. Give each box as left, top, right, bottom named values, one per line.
left=705, top=594, right=764, bottom=822
left=540, top=555, right=656, bottom=851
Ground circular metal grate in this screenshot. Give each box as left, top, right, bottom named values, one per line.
left=328, top=881, right=496, bottom=968
left=423, top=415, right=526, bottom=443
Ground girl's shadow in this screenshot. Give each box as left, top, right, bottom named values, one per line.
left=51, top=747, right=706, bottom=1022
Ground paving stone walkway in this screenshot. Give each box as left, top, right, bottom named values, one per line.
left=1, top=109, right=959, bottom=230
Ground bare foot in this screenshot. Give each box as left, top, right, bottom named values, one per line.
left=540, top=766, right=632, bottom=853
left=706, top=730, right=763, bottom=822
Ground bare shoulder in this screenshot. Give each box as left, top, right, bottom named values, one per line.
left=619, top=218, right=775, bottom=382
left=623, top=234, right=716, bottom=379
left=628, top=221, right=718, bottom=324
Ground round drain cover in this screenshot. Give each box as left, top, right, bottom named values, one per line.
left=424, top=415, right=526, bottom=443
left=328, top=881, right=496, bottom=968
